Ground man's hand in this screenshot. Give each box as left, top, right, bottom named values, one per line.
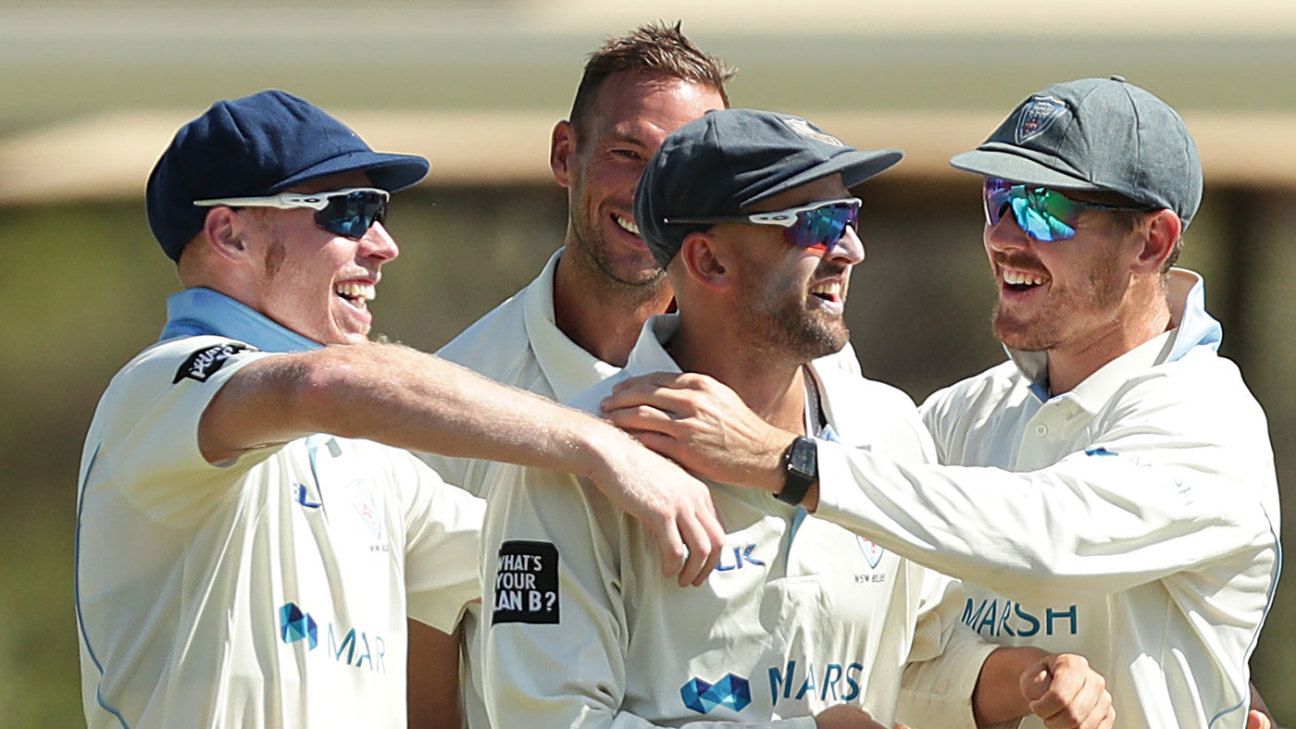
left=813, top=704, right=887, bottom=729
left=601, top=372, right=792, bottom=492
left=1019, top=653, right=1114, bottom=729
left=585, top=426, right=725, bottom=587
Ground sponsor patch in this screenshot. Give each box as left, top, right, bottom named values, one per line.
left=492, top=540, right=559, bottom=625
left=1015, top=95, right=1067, bottom=144
left=173, top=343, right=253, bottom=384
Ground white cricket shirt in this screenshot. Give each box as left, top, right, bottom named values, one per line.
left=76, top=335, right=484, bottom=729
left=427, top=250, right=866, bottom=729
left=812, top=270, right=1282, bottom=728
left=478, top=315, right=997, bottom=729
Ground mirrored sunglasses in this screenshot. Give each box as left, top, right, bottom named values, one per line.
left=665, top=197, right=862, bottom=252
left=193, top=187, right=389, bottom=239
left=983, top=178, right=1149, bottom=242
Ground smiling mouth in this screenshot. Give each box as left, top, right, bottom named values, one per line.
left=810, top=281, right=843, bottom=304
left=335, top=281, right=375, bottom=311
left=1001, top=268, right=1049, bottom=293
left=611, top=213, right=641, bottom=237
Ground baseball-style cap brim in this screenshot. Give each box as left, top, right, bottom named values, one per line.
left=273, top=150, right=430, bottom=193
left=745, top=149, right=904, bottom=207
left=950, top=146, right=1104, bottom=191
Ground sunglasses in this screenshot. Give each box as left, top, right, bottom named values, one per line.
left=664, top=197, right=862, bottom=252
left=983, top=178, right=1150, bottom=242
left=193, top=187, right=389, bottom=239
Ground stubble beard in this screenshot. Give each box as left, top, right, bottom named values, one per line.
left=991, top=250, right=1127, bottom=352
left=567, top=205, right=668, bottom=304
left=750, top=283, right=849, bottom=364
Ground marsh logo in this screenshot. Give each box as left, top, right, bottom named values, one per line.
left=962, top=597, right=1078, bottom=638
left=279, top=602, right=317, bottom=649
left=277, top=601, right=387, bottom=673
left=1015, top=95, right=1067, bottom=144
left=681, top=673, right=751, bottom=715
left=769, top=660, right=865, bottom=705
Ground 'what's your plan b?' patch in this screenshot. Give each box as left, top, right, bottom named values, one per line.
left=492, top=541, right=560, bottom=625
left=173, top=343, right=254, bottom=384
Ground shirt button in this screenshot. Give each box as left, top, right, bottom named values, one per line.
left=1035, top=424, right=1049, bottom=436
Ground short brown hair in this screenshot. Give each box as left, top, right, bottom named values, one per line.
left=569, top=21, right=735, bottom=135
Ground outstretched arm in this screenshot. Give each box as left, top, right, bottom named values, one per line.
left=200, top=342, right=724, bottom=585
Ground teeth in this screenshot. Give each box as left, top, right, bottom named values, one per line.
left=810, top=282, right=842, bottom=299
left=1003, top=270, right=1045, bottom=286
left=613, top=214, right=640, bottom=236
left=335, top=281, right=376, bottom=302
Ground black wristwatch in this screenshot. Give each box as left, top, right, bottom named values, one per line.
left=775, top=436, right=817, bottom=506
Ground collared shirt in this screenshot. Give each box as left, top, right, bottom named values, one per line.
left=478, top=314, right=996, bottom=729
left=427, top=249, right=866, bottom=498
left=76, top=289, right=484, bottom=729
left=428, top=250, right=868, bottom=729
left=811, top=270, right=1282, bottom=729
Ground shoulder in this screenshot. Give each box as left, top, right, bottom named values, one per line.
left=812, top=364, right=934, bottom=461
left=1108, top=348, right=1269, bottom=437
left=436, top=287, right=529, bottom=369
left=919, top=359, right=1023, bottom=427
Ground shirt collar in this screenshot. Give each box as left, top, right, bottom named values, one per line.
left=1008, top=267, right=1222, bottom=404
left=523, top=248, right=622, bottom=401
left=624, top=314, right=685, bottom=376
left=159, top=287, right=322, bottom=353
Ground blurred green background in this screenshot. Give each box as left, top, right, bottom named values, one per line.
left=2, top=1, right=1292, bottom=725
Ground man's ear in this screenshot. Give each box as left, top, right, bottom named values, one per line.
left=201, top=207, right=253, bottom=264
left=679, top=232, right=731, bottom=292
left=550, top=120, right=576, bottom=189
left=1133, top=209, right=1182, bottom=274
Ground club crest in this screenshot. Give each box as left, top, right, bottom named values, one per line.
left=1015, top=95, right=1067, bottom=144
left=856, top=536, right=885, bottom=569
left=344, top=479, right=383, bottom=541
left=781, top=117, right=844, bottom=147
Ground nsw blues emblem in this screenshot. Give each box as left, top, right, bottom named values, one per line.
left=856, top=536, right=885, bottom=569
left=1015, top=95, right=1067, bottom=144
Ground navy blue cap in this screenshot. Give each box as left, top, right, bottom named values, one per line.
left=146, top=89, right=430, bottom=261
left=635, top=109, right=902, bottom=267
left=950, top=76, right=1202, bottom=228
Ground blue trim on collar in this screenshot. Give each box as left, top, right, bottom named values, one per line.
left=1170, top=275, right=1222, bottom=361
left=160, top=287, right=322, bottom=353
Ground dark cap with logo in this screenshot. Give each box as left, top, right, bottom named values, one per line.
left=635, top=108, right=903, bottom=267
left=146, top=89, right=430, bottom=261
left=950, top=76, right=1202, bottom=227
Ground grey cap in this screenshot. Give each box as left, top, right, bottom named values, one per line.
left=635, top=108, right=902, bottom=267
left=950, top=76, right=1202, bottom=227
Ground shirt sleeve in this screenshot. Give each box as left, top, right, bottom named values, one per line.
left=104, top=337, right=277, bottom=524
left=394, top=450, right=486, bottom=633
left=895, top=568, right=998, bottom=729
left=480, top=464, right=816, bottom=729
left=814, top=376, right=1279, bottom=607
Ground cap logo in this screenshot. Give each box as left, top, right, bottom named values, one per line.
left=781, top=117, right=844, bottom=147
left=1015, top=95, right=1067, bottom=144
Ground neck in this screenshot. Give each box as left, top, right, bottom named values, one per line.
left=1046, top=279, right=1172, bottom=394
left=669, top=312, right=808, bottom=435
left=552, top=247, right=673, bottom=367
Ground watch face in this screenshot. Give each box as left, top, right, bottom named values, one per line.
left=789, top=437, right=817, bottom=477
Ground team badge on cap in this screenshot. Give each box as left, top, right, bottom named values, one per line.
left=1015, top=95, right=1067, bottom=144
left=781, top=117, right=845, bottom=147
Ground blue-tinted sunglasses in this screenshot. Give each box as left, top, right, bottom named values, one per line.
left=664, top=197, right=861, bottom=252
left=194, top=187, right=389, bottom=239
left=984, top=178, right=1150, bottom=242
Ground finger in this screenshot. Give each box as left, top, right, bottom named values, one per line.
left=1029, top=657, right=1085, bottom=720
left=1020, top=660, right=1051, bottom=703
left=652, top=517, right=689, bottom=579
left=691, top=501, right=726, bottom=587
left=675, top=512, right=712, bottom=587
left=624, top=430, right=688, bottom=466
left=606, top=404, right=682, bottom=435
left=1037, top=673, right=1099, bottom=729
left=608, top=371, right=694, bottom=397
left=602, top=385, right=704, bottom=418
left=1246, top=710, right=1272, bottom=729
left=1079, top=692, right=1114, bottom=729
